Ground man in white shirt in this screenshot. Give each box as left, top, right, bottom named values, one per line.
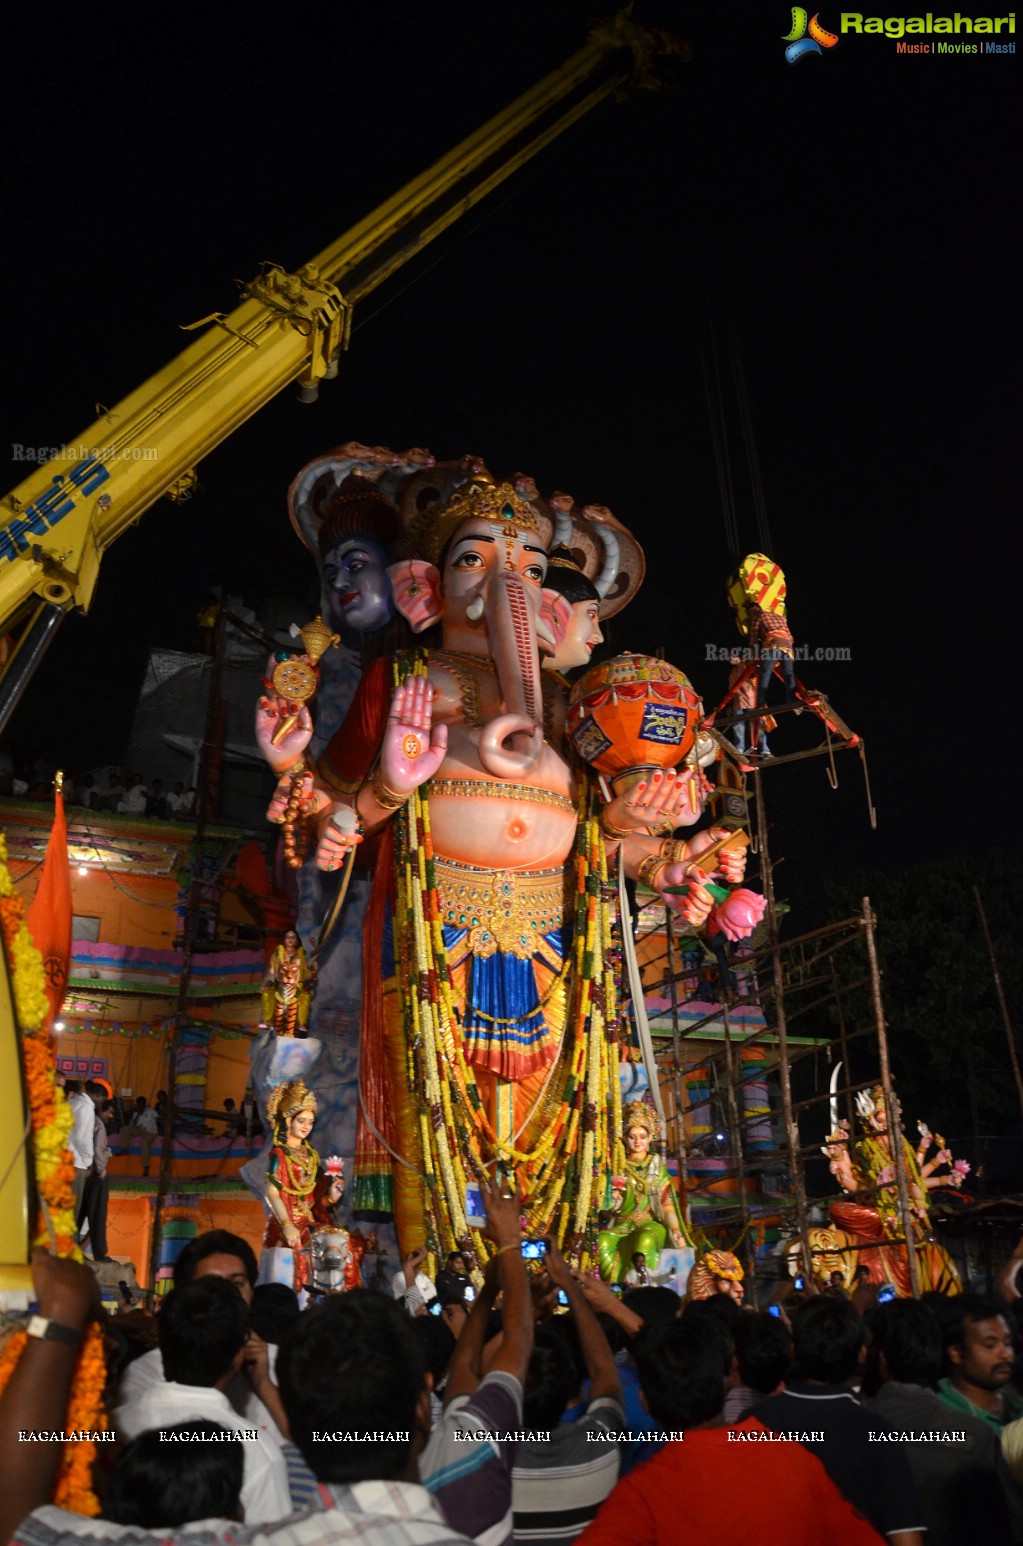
left=117, top=1229, right=288, bottom=1442
left=113, top=1275, right=291, bottom=1525
left=392, top=1245, right=438, bottom=1315
left=119, top=1095, right=159, bottom=1175
left=78, top=1083, right=112, bottom=1262
left=117, top=773, right=148, bottom=814
left=65, top=1082, right=95, bottom=1219
left=165, top=779, right=192, bottom=815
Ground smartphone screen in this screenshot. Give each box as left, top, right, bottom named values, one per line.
left=465, top=1182, right=486, bottom=1228
left=767, top=1304, right=782, bottom=1318
left=428, top=1300, right=443, bottom=1316
left=520, top=1239, right=547, bottom=1261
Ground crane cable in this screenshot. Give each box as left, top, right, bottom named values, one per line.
left=731, top=333, right=773, bottom=558
left=699, top=311, right=741, bottom=560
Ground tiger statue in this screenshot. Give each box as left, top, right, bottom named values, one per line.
left=785, top=1214, right=961, bottom=1296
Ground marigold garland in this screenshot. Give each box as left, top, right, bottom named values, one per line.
left=0, top=833, right=104, bottom=1515
left=390, top=654, right=620, bottom=1263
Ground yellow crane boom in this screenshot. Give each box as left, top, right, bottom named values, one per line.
left=0, top=10, right=686, bottom=730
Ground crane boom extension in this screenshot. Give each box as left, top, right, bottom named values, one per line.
left=0, top=11, right=683, bottom=712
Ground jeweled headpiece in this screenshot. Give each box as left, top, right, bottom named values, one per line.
left=855, top=1085, right=890, bottom=1127
left=267, top=1078, right=317, bottom=1129
left=408, top=478, right=548, bottom=568
left=623, top=1099, right=659, bottom=1139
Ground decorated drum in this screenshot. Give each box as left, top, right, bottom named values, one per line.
left=568, top=653, right=701, bottom=788
left=727, top=553, right=787, bottom=637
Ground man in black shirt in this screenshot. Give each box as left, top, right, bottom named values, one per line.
left=865, top=1298, right=1022, bottom=1545
left=752, top=1295, right=924, bottom=1544
left=435, top=1250, right=473, bottom=1306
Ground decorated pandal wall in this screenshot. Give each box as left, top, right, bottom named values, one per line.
left=2, top=803, right=273, bottom=1288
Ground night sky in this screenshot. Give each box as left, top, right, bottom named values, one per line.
left=4, top=1, right=1016, bottom=921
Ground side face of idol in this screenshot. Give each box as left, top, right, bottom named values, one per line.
left=322, top=536, right=394, bottom=636
left=548, top=598, right=603, bottom=672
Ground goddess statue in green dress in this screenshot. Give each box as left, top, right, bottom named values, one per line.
left=597, top=1100, right=693, bottom=1283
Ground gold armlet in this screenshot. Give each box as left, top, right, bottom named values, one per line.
left=658, top=838, right=686, bottom=864
left=600, top=808, right=635, bottom=842
left=371, top=768, right=410, bottom=811
left=636, top=854, right=668, bottom=892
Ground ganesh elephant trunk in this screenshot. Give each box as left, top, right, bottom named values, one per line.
left=478, top=570, right=546, bottom=779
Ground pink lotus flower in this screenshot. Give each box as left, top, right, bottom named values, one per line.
left=324, top=1155, right=344, bottom=1177
left=951, top=1158, right=971, bottom=1185
left=706, top=888, right=767, bottom=942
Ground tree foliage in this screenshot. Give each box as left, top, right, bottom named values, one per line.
left=824, top=854, right=1023, bottom=1144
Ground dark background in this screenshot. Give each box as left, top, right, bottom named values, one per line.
left=3, top=0, right=1017, bottom=929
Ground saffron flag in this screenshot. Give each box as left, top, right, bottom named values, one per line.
left=26, top=777, right=72, bottom=1030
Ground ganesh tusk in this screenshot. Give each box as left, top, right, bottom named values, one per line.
left=536, top=617, right=555, bottom=648
left=466, top=596, right=485, bottom=622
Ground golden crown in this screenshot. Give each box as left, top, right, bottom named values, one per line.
left=623, top=1099, right=658, bottom=1139
left=267, top=1078, right=317, bottom=1128
left=408, top=478, right=545, bottom=568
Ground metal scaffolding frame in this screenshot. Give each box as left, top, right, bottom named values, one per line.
left=638, top=762, right=924, bottom=1304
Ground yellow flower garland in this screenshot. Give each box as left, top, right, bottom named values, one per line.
left=0, top=833, right=105, bottom=1515
left=388, top=657, right=621, bottom=1260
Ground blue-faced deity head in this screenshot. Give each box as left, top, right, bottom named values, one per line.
left=317, top=477, right=412, bottom=641
left=322, top=535, right=392, bottom=635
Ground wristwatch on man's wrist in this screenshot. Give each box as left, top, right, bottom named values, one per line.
left=26, top=1314, right=83, bottom=1349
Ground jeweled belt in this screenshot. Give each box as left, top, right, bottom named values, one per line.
left=428, top=777, right=575, bottom=814
left=433, top=855, right=568, bottom=959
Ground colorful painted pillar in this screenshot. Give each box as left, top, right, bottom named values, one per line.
left=740, top=1044, right=773, bottom=1157
left=685, top=1063, right=730, bottom=1189
left=152, top=1195, right=199, bottom=1297
left=174, top=1020, right=211, bottom=1122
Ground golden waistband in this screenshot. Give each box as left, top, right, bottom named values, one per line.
left=432, top=856, right=568, bottom=959
left=428, top=778, right=575, bottom=814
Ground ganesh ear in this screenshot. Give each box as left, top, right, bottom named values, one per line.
left=388, top=560, right=443, bottom=633
left=539, top=589, right=572, bottom=653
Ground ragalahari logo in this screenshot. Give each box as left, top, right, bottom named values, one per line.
left=782, top=8, right=840, bottom=61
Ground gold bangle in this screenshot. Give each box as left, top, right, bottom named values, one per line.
left=493, top=1242, right=521, bottom=1258
left=371, top=768, right=409, bottom=811
left=636, top=854, right=668, bottom=892
left=600, top=808, right=635, bottom=842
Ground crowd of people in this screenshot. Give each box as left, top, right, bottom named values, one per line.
left=3, top=1195, right=1023, bottom=1546
left=0, top=755, right=195, bottom=817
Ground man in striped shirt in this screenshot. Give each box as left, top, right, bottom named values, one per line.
left=511, top=1240, right=625, bottom=1544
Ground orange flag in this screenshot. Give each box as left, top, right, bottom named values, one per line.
left=26, top=774, right=73, bottom=1030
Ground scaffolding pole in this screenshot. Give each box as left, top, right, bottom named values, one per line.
left=861, top=896, right=921, bottom=1298
left=719, top=997, right=756, bottom=1304
left=145, top=609, right=227, bottom=1299
left=753, top=769, right=813, bottom=1281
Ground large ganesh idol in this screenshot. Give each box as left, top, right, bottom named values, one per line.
left=256, top=457, right=750, bottom=1263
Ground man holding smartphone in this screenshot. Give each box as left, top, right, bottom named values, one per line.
left=419, top=1179, right=533, bottom=1546
left=512, top=1237, right=625, bottom=1544
left=391, top=1245, right=438, bottom=1315
left=435, top=1250, right=473, bottom=1307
